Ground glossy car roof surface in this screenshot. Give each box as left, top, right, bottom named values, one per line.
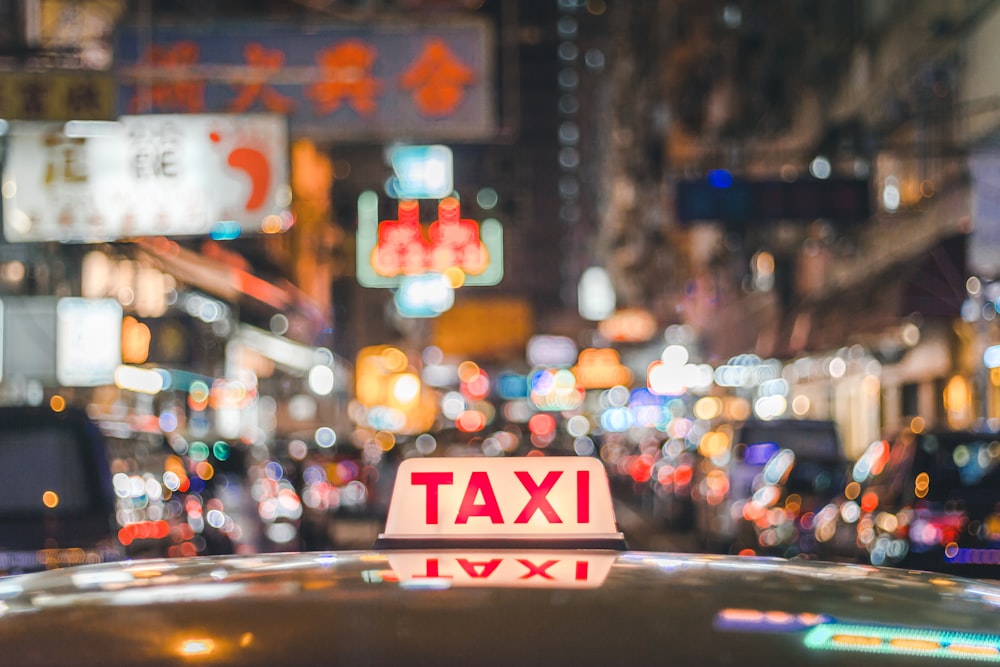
left=2, top=549, right=1000, bottom=666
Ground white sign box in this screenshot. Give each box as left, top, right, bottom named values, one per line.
left=2, top=114, right=290, bottom=242
left=0, top=297, right=57, bottom=385
left=56, top=298, right=123, bottom=387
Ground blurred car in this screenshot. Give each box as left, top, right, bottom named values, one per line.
left=5, top=456, right=1000, bottom=666
left=101, top=425, right=254, bottom=559
left=0, top=405, right=123, bottom=574
left=695, top=418, right=848, bottom=557
left=814, top=428, right=1000, bottom=579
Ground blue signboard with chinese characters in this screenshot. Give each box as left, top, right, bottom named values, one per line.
left=114, top=19, right=496, bottom=141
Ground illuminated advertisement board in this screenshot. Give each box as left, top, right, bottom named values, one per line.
left=1, top=114, right=291, bottom=243
left=114, top=20, right=496, bottom=141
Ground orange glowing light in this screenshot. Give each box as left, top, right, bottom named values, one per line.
left=950, top=644, right=1000, bottom=656
left=572, top=348, right=633, bottom=389
left=374, top=431, right=396, bottom=451
left=49, top=395, right=66, bottom=412
left=122, top=316, right=152, bottom=364
left=596, top=308, right=657, bottom=343
left=381, top=347, right=409, bottom=372
left=831, top=635, right=882, bottom=647
left=444, top=266, right=466, bottom=288
left=178, top=638, right=215, bottom=657
left=457, top=361, right=481, bottom=383
left=889, top=638, right=941, bottom=651
left=357, top=345, right=415, bottom=408
left=42, top=491, right=59, bottom=508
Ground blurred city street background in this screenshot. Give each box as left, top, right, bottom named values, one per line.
left=2, top=0, right=1000, bottom=578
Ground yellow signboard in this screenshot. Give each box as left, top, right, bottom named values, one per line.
left=431, top=297, right=533, bottom=360
left=0, top=72, right=115, bottom=120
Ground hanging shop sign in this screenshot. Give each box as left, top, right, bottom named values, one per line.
left=1, top=113, right=291, bottom=243
left=0, top=71, right=115, bottom=121
left=114, top=20, right=495, bottom=141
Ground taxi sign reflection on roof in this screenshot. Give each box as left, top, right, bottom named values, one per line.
left=376, top=457, right=626, bottom=549
left=387, top=552, right=616, bottom=589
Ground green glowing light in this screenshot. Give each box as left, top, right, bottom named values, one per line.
left=804, top=623, right=1000, bottom=661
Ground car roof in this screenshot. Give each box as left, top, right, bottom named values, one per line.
left=2, top=550, right=1000, bottom=666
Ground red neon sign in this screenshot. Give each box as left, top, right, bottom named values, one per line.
left=371, top=196, right=489, bottom=277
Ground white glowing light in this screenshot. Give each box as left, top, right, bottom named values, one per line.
left=308, top=365, right=335, bottom=396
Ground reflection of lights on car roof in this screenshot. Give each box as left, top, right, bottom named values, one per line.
left=804, top=623, right=1000, bottom=661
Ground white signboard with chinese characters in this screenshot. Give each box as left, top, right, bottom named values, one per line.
left=1, top=114, right=291, bottom=243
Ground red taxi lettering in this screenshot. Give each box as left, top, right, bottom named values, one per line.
left=408, top=557, right=594, bottom=583
left=456, top=472, right=504, bottom=523
left=517, top=559, right=557, bottom=580
left=411, top=467, right=593, bottom=525
left=456, top=558, right=502, bottom=578
left=411, top=472, right=453, bottom=524
left=513, top=471, right=563, bottom=523
left=412, top=557, right=447, bottom=579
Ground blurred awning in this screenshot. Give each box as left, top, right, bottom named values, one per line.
left=132, top=237, right=328, bottom=342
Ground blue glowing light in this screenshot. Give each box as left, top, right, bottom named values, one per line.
left=707, top=169, right=733, bottom=189
left=209, top=220, right=242, bottom=240
left=601, top=407, right=633, bottom=432
left=744, top=442, right=780, bottom=465
left=497, top=372, right=529, bottom=400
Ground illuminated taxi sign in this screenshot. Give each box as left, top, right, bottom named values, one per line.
left=387, top=552, right=615, bottom=589
left=376, top=457, right=626, bottom=549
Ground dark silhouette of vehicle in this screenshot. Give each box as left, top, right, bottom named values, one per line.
left=814, top=428, right=1000, bottom=579
left=0, top=405, right=123, bottom=573
left=696, top=418, right=848, bottom=557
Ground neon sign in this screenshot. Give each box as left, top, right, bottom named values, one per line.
left=357, top=190, right=503, bottom=288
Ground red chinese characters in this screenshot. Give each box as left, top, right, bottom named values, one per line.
left=307, top=40, right=382, bottom=116
left=228, top=43, right=296, bottom=113
left=123, top=34, right=480, bottom=120
left=129, top=41, right=205, bottom=113
left=399, top=38, right=477, bottom=117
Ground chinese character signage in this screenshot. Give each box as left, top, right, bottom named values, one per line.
left=0, top=72, right=116, bottom=121
left=114, top=20, right=496, bottom=141
left=1, top=114, right=291, bottom=243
